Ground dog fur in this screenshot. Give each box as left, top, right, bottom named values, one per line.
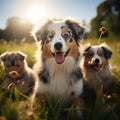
left=0, top=51, right=36, bottom=96
left=80, top=43, right=112, bottom=93
left=32, top=18, right=85, bottom=117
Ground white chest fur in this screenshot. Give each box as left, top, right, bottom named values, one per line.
left=35, top=57, right=83, bottom=103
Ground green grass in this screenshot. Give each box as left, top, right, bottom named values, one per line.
left=0, top=42, right=37, bottom=67
left=0, top=38, right=120, bottom=120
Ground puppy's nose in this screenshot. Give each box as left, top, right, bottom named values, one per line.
left=94, top=58, right=99, bottom=64
left=54, top=42, right=62, bottom=50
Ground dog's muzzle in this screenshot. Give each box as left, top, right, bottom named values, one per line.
left=51, top=42, right=70, bottom=64
left=89, top=58, right=102, bottom=71
left=90, top=64, right=102, bottom=72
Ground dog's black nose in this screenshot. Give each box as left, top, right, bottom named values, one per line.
left=94, top=58, right=99, bottom=64
left=54, top=42, right=62, bottom=50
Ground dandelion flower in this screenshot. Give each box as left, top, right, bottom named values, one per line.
left=98, top=26, right=107, bottom=44
left=99, top=27, right=106, bottom=35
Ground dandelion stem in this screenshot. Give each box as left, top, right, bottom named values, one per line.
left=98, top=33, right=102, bottom=44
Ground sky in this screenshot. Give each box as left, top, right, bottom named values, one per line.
left=0, top=0, right=103, bottom=29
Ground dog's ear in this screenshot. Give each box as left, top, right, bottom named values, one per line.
left=102, top=47, right=112, bottom=59
left=84, top=43, right=91, bottom=52
left=32, top=19, right=53, bottom=41
left=101, top=43, right=112, bottom=59
left=82, top=43, right=91, bottom=56
left=34, top=29, right=42, bottom=41
left=17, top=52, right=27, bottom=61
left=65, top=19, right=85, bottom=40
left=0, top=52, right=8, bottom=61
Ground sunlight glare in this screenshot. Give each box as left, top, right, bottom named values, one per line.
left=25, top=4, right=47, bottom=24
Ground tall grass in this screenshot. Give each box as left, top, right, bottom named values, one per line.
left=0, top=39, right=120, bottom=120
left=0, top=42, right=37, bottom=67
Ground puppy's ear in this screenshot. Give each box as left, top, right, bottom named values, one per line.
left=17, top=52, right=27, bottom=61
left=0, top=52, right=8, bottom=61
left=65, top=19, right=85, bottom=39
left=32, top=19, right=53, bottom=41
left=101, top=43, right=112, bottom=59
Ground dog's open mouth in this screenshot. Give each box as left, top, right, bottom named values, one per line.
left=8, top=71, right=20, bottom=78
left=51, top=48, right=70, bottom=64
left=90, top=64, right=102, bottom=71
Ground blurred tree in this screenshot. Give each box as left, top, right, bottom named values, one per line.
left=0, top=17, right=34, bottom=42
left=89, top=0, right=120, bottom=38
left=0, top=29, right=4, bottom=39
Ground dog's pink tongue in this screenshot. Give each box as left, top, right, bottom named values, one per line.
left=93, top=65, right=101, bottom=71
left=55, top=53, right=65, bottom=64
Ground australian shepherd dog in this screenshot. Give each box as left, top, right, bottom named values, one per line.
left=80, top=43, right=112, bottom=104
left=32, top=18, right=85, bottom=117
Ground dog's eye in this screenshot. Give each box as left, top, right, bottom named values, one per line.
left=63, top=33, right=69, bottom=39
left=62, top=32, right=72, bottom=42
left=87, top=53, right=93, bottom=58
left=47, top=34, right=54, bottom=42
left=98, top=53, right=103, bottom=57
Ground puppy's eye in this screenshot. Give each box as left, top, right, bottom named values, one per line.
left=2, top=58, right=6, bottom=61
left=47, top=34, right=54, bottom=42
left=6, top=64, right=10, bottom=67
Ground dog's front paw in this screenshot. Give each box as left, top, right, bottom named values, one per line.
left=73, top=98, right=84, bottom=119
left=8, top=82, right=16, bottom=90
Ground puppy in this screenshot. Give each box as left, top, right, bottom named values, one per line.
left=32, top=18, right=85, bottom=117
left=0, top=51, right=35, bottom=96
left=80, top=43, right=112, bottom=102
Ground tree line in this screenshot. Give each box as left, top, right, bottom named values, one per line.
left=0, top=0, right=120, bottom=42
left=89, top=0, right=120, bottom=38
left=0, top=17, right=34, bottom=43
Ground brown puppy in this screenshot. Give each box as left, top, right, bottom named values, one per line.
left=0, top=51, right=36, bottom=96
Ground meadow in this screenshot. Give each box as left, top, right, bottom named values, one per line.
left=0, top=38, right=120, bottom=120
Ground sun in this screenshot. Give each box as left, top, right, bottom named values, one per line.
left=25, top=4, right=47, bottom=24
